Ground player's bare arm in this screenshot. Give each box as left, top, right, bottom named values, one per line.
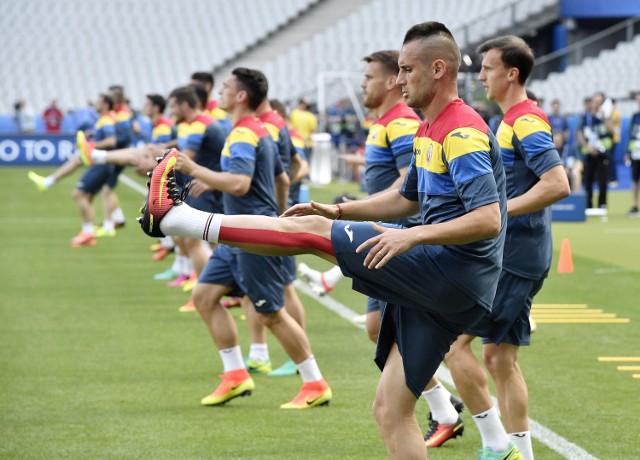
left=282, top=188, right=418, bottom=222
left=507, top=164, right=570, bottom=217
left=358, top=202, right=501, bottom=269
left=175, top=150, right=251, bottom=196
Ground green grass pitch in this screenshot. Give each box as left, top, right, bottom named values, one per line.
left=2, top=167, right=639, bottom=459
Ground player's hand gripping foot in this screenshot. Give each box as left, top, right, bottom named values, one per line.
left=138, top=149, right=182, bottom=238
left=201, top=369, right=255, bottom=406
left=280, top=379, right=332, bottom=409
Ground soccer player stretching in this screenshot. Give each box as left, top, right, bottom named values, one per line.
left=139, top=23, right=513, bottom=458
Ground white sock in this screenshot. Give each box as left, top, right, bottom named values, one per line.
left=82, top=223, right=95, bottom=235
left=249, top=343, right=270, bottom=362
left=159, top=205, right=223, bottom=243
left=219, top=345, right=244, bottom=373
left=44, top=176, right=56, bottom=188
left=183, top=257, right=193, bottom=276
left=171, top=255, right=182, bottom=273
left=91, top=149, right=108, bottom=164
left=102, top=220, right=115, bottom=232
left=324, top=266, right=344, bottom=287
left=111, top=207, right=125, bottom=223
left=296, top=355, right=323, bottom=383
left=422, top=384, right=459, bottom=424
left=509, top=432, right=533, bottom=460
left=160, top=236, right=174, bottom=249
left=473, top=407, right=510, bottom=452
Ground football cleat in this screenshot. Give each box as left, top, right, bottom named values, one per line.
left=280, top=379, right=332, bottom=409
left=76, top=131, right=94, bottom=166
left=71, top=231, right=97, bottom=247
left=221, top=296, right=241, bottom=309
left=476, top=443, right=523, bottom=460
left=298, top=262, right=334, bottom=296
left=201, top=369, right=255, bottom=406
left=182, top=272, right=198, bottom=292
left=154, top=267, right=178, bottom=281
left=150, top=242, right=163, bottom=252
left=267, top=359, right=298, bottom=377
left=449, top=393, right=465, bottom=413
left=244, top=357, right=272, bottom=374
left=178, top=298, right=196, bottom=313
left=138, top=149, right=182, bottom=238
left=424, top=393, right=465, bottom=447
left=94, top=226, right=116, bottom=238
left=167, top=274, right=189, bottom=287
left=424, top=415, right=464, bottom=447
left=152, top=247, right=173, bottom=261
left=27, top=171, right=48, bottom=192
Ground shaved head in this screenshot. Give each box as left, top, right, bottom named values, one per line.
left=402, top=21, right=461, bottom=81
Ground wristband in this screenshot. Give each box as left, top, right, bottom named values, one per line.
left=335, top=203, right=343, bottom=220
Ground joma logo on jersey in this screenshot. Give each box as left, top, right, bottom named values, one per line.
left=426, top=144, right=433, bottom=163
left=451, top=131, right=470, bottom=139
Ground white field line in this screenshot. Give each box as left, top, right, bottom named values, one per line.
left=123, top=176, right=597, bottom=460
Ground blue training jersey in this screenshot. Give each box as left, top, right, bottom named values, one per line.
left=151, top=117, right=176, bottom=145
left=113, top=103, right=135, bottom=148
left=93, top=113, right=116, bottom=144
left=498, top=99, right=563, bottom=279
left=365, top=102, right=421, bottom=227
left=221, top=116, right=283, bottom=217
left=400, top=98, right=507, bottom=309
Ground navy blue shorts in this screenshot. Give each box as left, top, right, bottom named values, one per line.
left=376, top=302, right=487, bottom=398
left=185, top=190, right=223, bottom=214
left=199, top=245, right=285, bottom=313
left=331, top=220, right=493, bottom=397
left=76, top=164, right=115, bottom=195
left=199, top=245, right=245, bottom=298
left=331, top=221, right=487, bottom=315
left=106, top=165, right=125, bottom=189
left=282, top=255, right=296, bottom=284
left=366, top=297, right=385, bottom=313
left=465, top=270, right=545, bottom=346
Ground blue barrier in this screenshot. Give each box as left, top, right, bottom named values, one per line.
left=551, top=193, right=586, bottom=222
left=0, top=134, right=76, bottom=166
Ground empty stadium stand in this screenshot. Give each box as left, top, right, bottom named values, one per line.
left=0, top=0, right=319, bottom=116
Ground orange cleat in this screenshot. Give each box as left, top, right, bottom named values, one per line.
left=280, top=379, right=332, bottom=409
left=71, top=232, right=97, bottom=247
left=178, top=298, right=196, bottom=313
left=201, top=369, right=255, bottom=406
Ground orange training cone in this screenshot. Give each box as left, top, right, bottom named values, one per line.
left=557, top=238, right=574, bottom=273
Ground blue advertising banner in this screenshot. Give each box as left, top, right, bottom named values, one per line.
left=551, top=193, right=586, bottom=222
left=0, top=134, right=77, bottom=166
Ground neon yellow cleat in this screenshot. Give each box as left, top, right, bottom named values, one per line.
left=476, top=443, right=523, bottom=460
left=201, top=369, right=255, bottom=406
left=95, top=226, right=116, bottom=238
left=76, top=131, right=94, bottom=166
left=28, top=171, right=48, bottom=192
left=280, top=379, right=332, bottom=409
left=245, top=357, right=272, bottom=374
